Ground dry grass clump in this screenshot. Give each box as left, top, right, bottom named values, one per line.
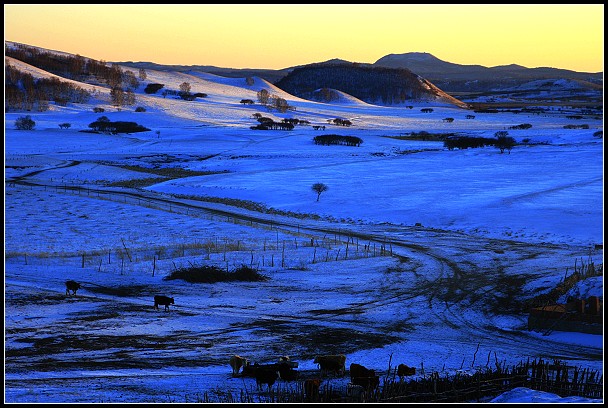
left=525, top=258, right=602, bottom=309
left=163, top=264, right=268, bottom=283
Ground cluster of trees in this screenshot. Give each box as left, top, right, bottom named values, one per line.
left=508, top=123, right=532, bottom=130
left=6, top=43, right=146, bottom=110
left=282, top=118, right=310, bottom=126
left=86, top=116, right=150, bottom=134
left=7, top=43, right=118, bottom=83
left=443, top=136, right=497, bottom=150
left=250, top=115, right=293, bottom=130
left=256, top=89, right=295, bottom=113
left=564, top=124, right=590, bottom=129
left=313, top=134, right=363, bottom=146
left=312, top=88, right=341, bottom=102
left=5, top=64, right=91, bottom=111
left=443, top=131, right=516, bottom=153
left=329, top=118, right=352, bottom=127
left=249, top=114, right=311, bottom=130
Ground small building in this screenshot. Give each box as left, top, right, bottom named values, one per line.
left=528, top=296, right=602, bottom=335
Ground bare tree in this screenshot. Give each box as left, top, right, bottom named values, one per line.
left=110, top=86, right=124, bottom=107
left=257, top=89, right=270, bottom=105
left=312, top=183, right=328, bottom=202
left=123, top=70, right=139, bottom=90
left=179, top=82, right=191, bottom=94
left=138, top=68, right=147, bottom=81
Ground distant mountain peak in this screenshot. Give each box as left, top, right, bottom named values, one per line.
left=376, top=52, right=443, bottom=64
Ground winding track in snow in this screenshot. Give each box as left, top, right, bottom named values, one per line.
left=7, top=167, right=601, bottom=367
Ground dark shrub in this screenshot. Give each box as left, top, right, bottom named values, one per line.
left=144, top=83, right=164, bottom=94
left=93, top=107, right=105, bottom=113
left=508, top=123, right=532, bottom=130
left=15, top=115, right=35, bottom=130
left=135, top=106, right=146, bottom=112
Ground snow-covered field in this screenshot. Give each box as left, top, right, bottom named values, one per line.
left=4, top=62, right=604, bottom=403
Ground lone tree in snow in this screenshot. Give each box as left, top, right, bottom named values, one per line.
left=494, top=130, right=516, bottom=154
left=179, top=82, right=191, bottom=94
left=312, top=183, right=328, bottom=202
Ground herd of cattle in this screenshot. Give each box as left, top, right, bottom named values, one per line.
left=63, top=281, right=416, bottom=397
left=229, top=353, right=417, bottom=397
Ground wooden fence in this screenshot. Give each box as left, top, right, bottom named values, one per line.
left=202, top=358, right=603, bottom=403
left=377, top=358, right=603, bottom=403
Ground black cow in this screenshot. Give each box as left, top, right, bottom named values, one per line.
left=65, top=280, right=81, bottom=296
left=350, top=363, right=379, bottom=390
left=397, top=363, right=416, bottom=380
left=242, top=362, right=297, bottom=382
left=276, top=361, right=298, bottom=381
left=154, top=295, right=174, bottom=311
left=254, top=366, right=279, bottom=390
left=241, top=362, right=259, bottom=377
left=314, top=354, right=346, bottom=376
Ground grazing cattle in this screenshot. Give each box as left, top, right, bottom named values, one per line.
left=304, top=378, right=321, bottom=402
left=241, top=361, right=297, bottom=382
left=254, top=366, right=279, bottom=390
left=350, top=363, right=379, bottom=390
left=154, top=295, right=174, bottom=311
left=65, top=280, right=81, bottom=296
left=229, top=354, right=249, bottom=376
left=397, top=363, right=416, bottom=380
left=314, top=354, right=346, bottom=376
left=276, top=361, right=298, bottom=381
left=241, top=361, right=259, bottom=377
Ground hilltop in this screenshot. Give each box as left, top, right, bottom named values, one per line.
left=373, top=52, right=603, bottom=96
left=274, top=62, right=469, bottom=108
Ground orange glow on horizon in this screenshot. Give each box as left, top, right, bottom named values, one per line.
left=4, top=4, right=604, bottom=72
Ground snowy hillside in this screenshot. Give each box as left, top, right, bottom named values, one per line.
left=4, top=44, right=604, bottom=403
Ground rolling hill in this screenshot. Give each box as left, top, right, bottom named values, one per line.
left=274, top=62, right=469, bottom=108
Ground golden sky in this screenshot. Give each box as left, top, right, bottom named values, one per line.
left=4, top=4, right=604, bottom=72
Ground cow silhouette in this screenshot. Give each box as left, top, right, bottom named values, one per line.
left=65, top=280, right=81, bottom=296
left=154, top=295, right=174, bottom=311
